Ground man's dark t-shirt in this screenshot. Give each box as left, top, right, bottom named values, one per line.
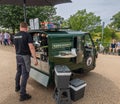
left=14, top=31, right=33, bottom=55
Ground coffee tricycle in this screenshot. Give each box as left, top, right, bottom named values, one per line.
left=29, top=29, right=97, bottom=87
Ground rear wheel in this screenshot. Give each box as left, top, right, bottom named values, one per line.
left=81, top=56, right=95, bottom=73
left=73, top=56, right=96, bottom=74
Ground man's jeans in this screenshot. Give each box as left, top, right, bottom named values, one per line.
left=15, top=55, right=31, bottom=95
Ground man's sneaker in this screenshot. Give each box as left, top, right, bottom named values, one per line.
left=19, top=94, right=32, bottom=101
left=15, top=86, right=20, bottom=92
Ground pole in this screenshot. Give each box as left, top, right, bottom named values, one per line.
left=101, top=22, right=105, bottom=43
left=23, top=0, right=26, bottom=22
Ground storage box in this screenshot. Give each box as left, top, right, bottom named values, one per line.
left=69, top=78, right=87, bottom=101
left=55, top=65, right=72, bottom=88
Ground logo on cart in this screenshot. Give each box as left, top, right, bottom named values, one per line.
left=52, top=42, right=72, bottom=49
left=86, top=57, right=92, bottom=66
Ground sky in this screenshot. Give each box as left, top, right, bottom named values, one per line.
left=55, top=0, right=120, bottom=25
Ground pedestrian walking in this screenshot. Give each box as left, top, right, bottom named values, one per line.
left=13, top=22, right=38, bottom=101
left=99, top=43, right=104, bottom=53
left=3, top=31, right=10, bottom=45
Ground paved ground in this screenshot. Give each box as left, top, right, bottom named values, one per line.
left=0, top=45, right=120, bottom=104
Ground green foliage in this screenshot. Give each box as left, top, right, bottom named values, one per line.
left=27, top=6, right=56, bottom=22
left=116, top=32, right=120, bottom=40
left=50, top=15, right=64, bottom=23
left=0, top=5, right=23, bottom=32
left=110, top=11, right=120, bottom=30
left=91, top=26, right=118, bottom=44
left=0, top=5, right=56, bottom=32
left=68, top=9, right=101, bottom=31
left=61, top=19, right=69, bottom=28
left=93, top=26, right=102, bottom=33
left=102, top=27, right=118, bottom=43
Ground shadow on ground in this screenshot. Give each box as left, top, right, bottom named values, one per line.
left=1, top=72, right=120, bottom=104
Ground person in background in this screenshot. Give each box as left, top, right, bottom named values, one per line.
left=116, top=41, right=120, bottom=54
left=109, top=39, right=117, bottom=54
left=99, top=43, right=104, bottom=54
left=10, top=32, right=14, bottom=45
left=3, top=31, right=10, bottom=45
left=13, top=22, right=38, bottom=101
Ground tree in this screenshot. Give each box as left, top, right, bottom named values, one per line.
left=61, top=19, right=70, bottom=28
left=27, top=6, right=56, bottom=22
left=0, top=5, right=23, bottom=33
left=0, top=5, right=56, bottom=33
left=110, top=11, right=120, bottom=30
left=102, top=27, right=117, bottom=43
left=68, top=9, right=101, bottom=31
left=111, top=12, right=120, bottom=29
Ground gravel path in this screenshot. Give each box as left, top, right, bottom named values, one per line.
left=0, top=45, right=120, bottom=104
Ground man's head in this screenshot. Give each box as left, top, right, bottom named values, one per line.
left=20, top=22, right=28, bottom=32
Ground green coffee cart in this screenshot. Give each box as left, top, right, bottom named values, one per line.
left=29, top=30, right=97, bottom=87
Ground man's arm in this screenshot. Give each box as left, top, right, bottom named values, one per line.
left=28, top=43, right=38, bottom=65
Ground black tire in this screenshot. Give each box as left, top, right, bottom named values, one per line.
left=73, top=56, right=96, bottom=74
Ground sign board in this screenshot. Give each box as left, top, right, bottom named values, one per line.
left=52, top=42, right=72, bottom=49
left=29, top=18, right=39, bottom=30
left=34, top=18, right=39, bottom=30
left=29, top=19, right=34, bottom=30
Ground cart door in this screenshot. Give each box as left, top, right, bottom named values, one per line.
left=74, top=36, right=84, bottom=64
left=83, top=34, right=96, bottom=68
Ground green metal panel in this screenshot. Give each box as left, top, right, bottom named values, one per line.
left=48, top=34, right=84, bottom=72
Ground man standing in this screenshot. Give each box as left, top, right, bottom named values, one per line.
left=14, top=22, right=38, bottom=101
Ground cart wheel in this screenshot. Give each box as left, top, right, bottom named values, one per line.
left=86, top=56, right=93, bottom=67
left=82, top=56, right=95, bottom=73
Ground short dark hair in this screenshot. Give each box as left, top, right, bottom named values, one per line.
left=20, top=22, right=28, bottom=28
